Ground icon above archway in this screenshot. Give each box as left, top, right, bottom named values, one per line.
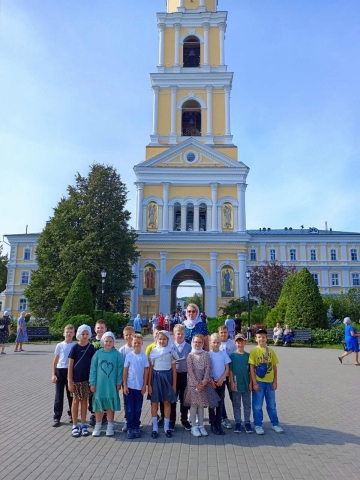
left=221, top=266, right=234, bottom=297
left=222, top=203, right=233, bottom=230
left=143, top=265, right=156, bottom=296
left=147, top=202, right=158, bottom=230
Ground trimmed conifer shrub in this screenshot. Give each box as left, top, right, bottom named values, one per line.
left=285, top=267, right=327, bottom=329
left=265, top=272, right=298, bottom=327
left=58, top=272, right=94, bottom=327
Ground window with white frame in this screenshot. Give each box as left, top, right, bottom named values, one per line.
left=331, top=273, right=339, bottom=286
left=311, top=273, right=319, bottom=286
left=21, top=272, right=30, bottom=285
left=330, top=249, right=337, bottom=261
left=310, top=249, right=317, bottom=261
left=352, top=273, right=360, bottom=286
left=24, top=248, right=31, bottom=260
left=269, top=249, right=276, bottom=261
left=19, top=298, right=27, bottom=311
left=289, top=249, right=297, bottom=261
left=250, top=249, right=257, bottom=261
left=351, top=249, right=358, bottom=261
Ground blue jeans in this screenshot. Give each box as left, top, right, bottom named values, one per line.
left=232, top=391, right=251, bottom=424
left=252, top=381, right=279, bottom=427
left=126, top=388, right=143, bottom=430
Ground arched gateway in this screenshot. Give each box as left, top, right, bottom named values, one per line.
left=170, top=269, right=204, bottom=313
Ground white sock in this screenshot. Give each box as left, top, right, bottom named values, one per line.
left=107, top=421, right=114, bottom=427
left=164, top=418, right=170, bottom=432
left=152, top=416, right=158, bottom=432
left=95, top=422, right=101, bottom=428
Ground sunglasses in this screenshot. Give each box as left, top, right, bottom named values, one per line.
left=187, top=310, right=196, bottom=313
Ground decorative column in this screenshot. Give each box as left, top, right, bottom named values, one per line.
left=206, top=85, right=213, bottom=137
left=209, top=253, right=218, bottom=316
left=219, top=22, right=226, bottom=66
left=151, top=86, right=159, bottom=136
left=158, top=23, right=165, bottom=66
left=224, top=85, right=231, bottom=135
left=194, top=205, right=199, bottom=232
left=159, top=252, right=168, bottom=314
left=170, top=86, right=177, bottom=143
left=135, top=182, right=144, bottom=231
left=238, top=253, right=247, bottom=298
left=211, top=183, right=218, bottom=231
left=181, top=205, right=186, bottom=231
left=162, top=182, right=170, bottom=231
left=179, top=0, right=184, bottom=6
left=321, top=245, right=327, bottom=262
left=237, top=183, right=246, bottom=232
left=203, top=23, right=209, bottom=66
left=169, top=205, right=174, bottom=231
left=200, top=0, right=205, bottom=6
left=174, top=24, right=181, bottom=67
left=206, top=207, right=211, bottom=232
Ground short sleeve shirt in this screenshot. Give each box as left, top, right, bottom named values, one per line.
left=229, top=351, right=250, bottom=392
left=55, top=341, right=77, bottom=368
left=248, top=346, right=279, bottom=383
left=124, top=351, right=149, bottom=390
left=208, top=350, right=231, bottom=381
left=68, top=343, right=95, bottom=383
left=219, top=339, right=236, bottom=356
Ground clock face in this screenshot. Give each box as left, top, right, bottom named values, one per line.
left=185, top=150, right=198, bottom=163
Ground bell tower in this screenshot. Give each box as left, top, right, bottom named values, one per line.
left=148, top=0, right=235, bottom=151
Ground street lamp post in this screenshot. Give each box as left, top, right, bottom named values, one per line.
left=246, top=270, right=251, bottom=340
left=101, top=270, right=107, bottom=318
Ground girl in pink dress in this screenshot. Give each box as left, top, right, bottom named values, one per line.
left=184, top=334, right=220, bottom=437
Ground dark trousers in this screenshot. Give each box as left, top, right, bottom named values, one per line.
left=222, top=376, right=233, bottom=420
left=170, top=372, right=188, bottom=422
left=54, top=368, right=72, bottom=420
left=126, top=388, right=143, bottom=430
left=209, top=383, right=225, bottom=429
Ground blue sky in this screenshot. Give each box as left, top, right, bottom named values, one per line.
left=1, top=0, right=359, bottom=261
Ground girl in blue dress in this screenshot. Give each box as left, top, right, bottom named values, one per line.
left=338, top=317, right=360, bottom=365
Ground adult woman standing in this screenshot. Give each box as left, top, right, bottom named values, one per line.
left=15, top=311, right=28, bottom=352
left=0, top=311, right=11, bottom=354
left=338, top=317, right=360, bottom=365
left=184, top=304, right=209, bottom=351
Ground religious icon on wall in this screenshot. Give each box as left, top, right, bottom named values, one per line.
left=147, top=202, right=158, bottom=229
left=222, top=203, right=233, bottom=230
left=221, top=266, right=234, bottom=297
left=143, top=265, right=156, bottom=296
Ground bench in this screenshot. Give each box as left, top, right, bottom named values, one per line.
left=27, top=326, right=52, bottom=344
left=266, top=328, right=313, bottom=347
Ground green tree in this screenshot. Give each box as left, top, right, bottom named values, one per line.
left=249, top=261, right=297, bottom=308
left=0, top=244, right=8, bottom=292
left=58, top=272, right=94, bottom=327
left=25, top=163, right=139, bottom=319
left=219, top=297, right=257, bottom=317
left=285, top=267, right=327, bottom=329
left=265, top=272, right=298, bottom=327
left=186, top=292, right=203, bottom=311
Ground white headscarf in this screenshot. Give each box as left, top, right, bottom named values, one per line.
left=101, top=331, right=116, bottom=346
left=183, top=304, right=202, bottom=329
left=343, top=317, right=351, bottom=325
left=76, top=324, right=92, bottom=340
left=150, top=331, right=178, bottom=360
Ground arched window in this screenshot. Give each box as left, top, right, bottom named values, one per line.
left=199, top=203, right=207, bottom=231
left=183, top=36, right=200, bottom=67
left=173, top=203, right=181, bottom=231
left=182, top=100, right=201, bottom=137
left=186, top=203, right=194, bottom=231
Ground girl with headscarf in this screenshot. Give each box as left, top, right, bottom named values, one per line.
left=148, top=330, right=177, bottom=439
left=90, top=332, right=123, bottom=437
left=68, top=325, right=95, bottom=437
left=338, top=317, right=360, bottom=365
left=184, top=303, right=210, bottom=351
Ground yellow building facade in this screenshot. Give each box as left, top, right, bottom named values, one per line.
left=2, top=1, right=360, bottom=318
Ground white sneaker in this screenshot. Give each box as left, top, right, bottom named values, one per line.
left=272, top=425, right=284, bottom=434
left=121, top=423, right=127, bottom=432
left=106, top=424, right=114, bottom=436
left=92, top=424, right=101, bottom=437
left=255, top=426, right=265, bottom=435
left=198, top=426, right=208, bottom=436
left=191, top=426, right=201, bottom=437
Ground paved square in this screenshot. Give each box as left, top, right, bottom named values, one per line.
left=1, top=338, right=359, bottom=480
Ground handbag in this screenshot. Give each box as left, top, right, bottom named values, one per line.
left=255, top=347, right=269, bottom=378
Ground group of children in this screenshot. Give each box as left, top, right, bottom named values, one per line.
left=51, top=312, right=284, bottom=439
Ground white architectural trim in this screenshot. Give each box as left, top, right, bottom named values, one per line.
left=180, top=31, right=204, bottom=44
left=177, top=93, right=206, bottom=109
left=165, top=262, right=211, bottom=286
left=143, top=195, right=164, bottom=206
left=217, top=196, right=239, bottom=207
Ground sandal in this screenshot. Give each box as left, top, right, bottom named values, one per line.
left=81, top=426, right=90, bottom=436
left=71, top=426, right=80, bottom=437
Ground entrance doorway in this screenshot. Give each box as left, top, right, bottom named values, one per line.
left=170, top=269, right=205, bottom=313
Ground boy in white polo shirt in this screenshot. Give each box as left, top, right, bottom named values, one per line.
left=51, top=324, right=76, bottom=427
